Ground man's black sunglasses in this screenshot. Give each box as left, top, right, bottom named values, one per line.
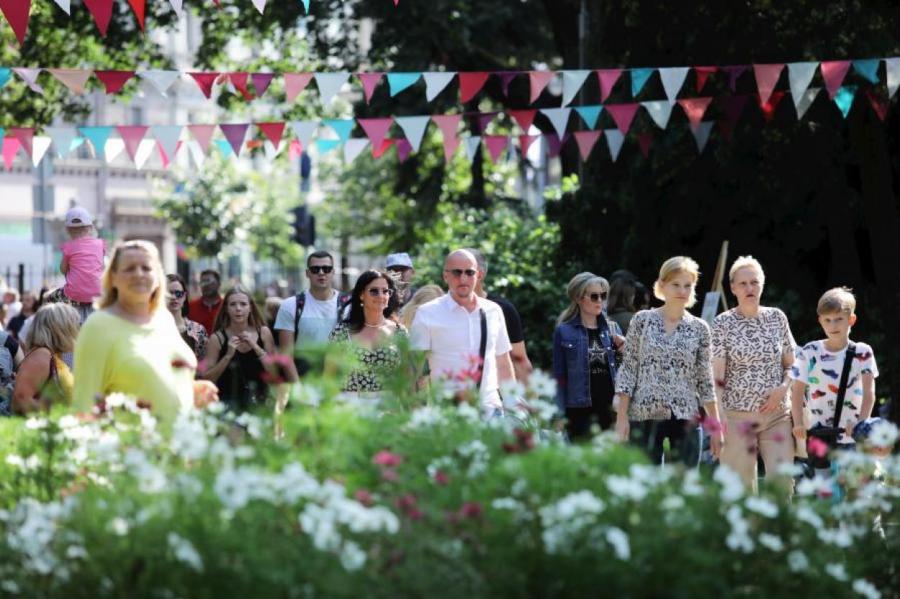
left=444, top=268, right=477, bottom=278
left=308, top=265, right=334, bottom=274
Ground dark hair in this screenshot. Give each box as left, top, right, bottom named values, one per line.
left=200, top=269, right=221, bottom=283
left=307, top=251, right=334, bottom=268
left=343, top=270, right=398, bottom=333
left=609, top=269, right=637, bottom=283
left=607, top=278, right=636, bottom=314
left=633, top=281, right=652, bottom=311
left=213, top=285, right=265, bottom=332
left=166, top=273, right=190, bottom=317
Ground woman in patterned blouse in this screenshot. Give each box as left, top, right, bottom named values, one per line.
left=711, top=257, right=796, bottom=495
left=614, top=256, right=723, bottom=465
left=329, top=270, right=407, bottom=401
left=166, top=274, right=208, bottom=362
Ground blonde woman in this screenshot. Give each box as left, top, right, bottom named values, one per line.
left=12, top=303, right=80, bottom=413
left=615, top=256, right=723, bottom=464
left=712, top=257, right=796, bottom=494
left=399, top=284, right=443, bottom=331
left=73, top=241, right=217, bottom=428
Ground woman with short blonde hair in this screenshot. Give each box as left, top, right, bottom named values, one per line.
left=399, top=284, right=444, bottom=331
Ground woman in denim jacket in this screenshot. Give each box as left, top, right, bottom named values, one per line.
left=553, top=272, right=624, bottom=440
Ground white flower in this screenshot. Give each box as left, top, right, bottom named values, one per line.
left=714, top=466, right=745, bottom=502
left=606, top=475, right=648, bottom=501
left=757, top=533, right=784, bottom=552
left=661, top=495, right=685, bottom=511
left=787, top=550, right=809, bottom=572
left=744, top=496, right=778, bottom=518
left=794, top=505, right=825, bottom=529
left=539, top=491, right=605, bottom=554
left=295, top=384, right=323, bottom=408
left=168, top=533, right=204, bottom=572
left=455, top=401, right=481, bottom=422
left=491, top=497, right=525, bottom=511
left=405, top=406, right=446, bottom=429
left=605, top=527, right=631, bottom=560
left=724, top=506, right=754, bottom=553
left=57, top=415, right=80, bottom=429
left=339, top=541, right=367, bottom=571
left=500, top=380, right=526, bottom=410
left=817, top=527, right=853, bottom=548
left=24, top=417, right=48, bottom=430
left=109, top=517, right=130, bottom=536
left=66, top=545, right=88, bottom=560
left=852, top=579, right=881, bottom=599
left=1, top=580, right=20, bottom=594
left=826, top=563, right=848, bottom=582
left=869, top=420, right=899, bottom=448
left=170, top=414, right=210, bottom=460
left=681, top=469, right=704, bottom=496
left=528, top=370, right=557, bottom=399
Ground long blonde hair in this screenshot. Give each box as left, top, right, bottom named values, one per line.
left=25, top=303, right=81, bottom=355
left=213, top=285, right=265, bottom=332
left=400, top=284, right=444, bottom=330
left=557, top=272, right=609, bottom=324
left=99, top=240, right=166, bottom=313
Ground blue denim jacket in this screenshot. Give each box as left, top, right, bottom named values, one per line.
left=552, top=315, right=620, bottom=411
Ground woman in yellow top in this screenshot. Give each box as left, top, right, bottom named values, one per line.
left=12, top=303, right=80, bottom=413
left=73, top=240, right=218, bottom=428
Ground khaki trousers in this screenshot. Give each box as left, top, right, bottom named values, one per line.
left=721, top=409, right=794, bottom=496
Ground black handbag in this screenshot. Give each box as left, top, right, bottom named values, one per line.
left=806, top=343, right=856, bottom=469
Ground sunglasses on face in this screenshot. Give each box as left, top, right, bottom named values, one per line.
left=170, top=290, right=186, bottom=299
left=387, top=266, right=411, bottom=273
left=367, top=287, right=394, bottom=297
left=444, top=268, right=478, bottom=278
left=308, top=265, right=334, bottom=275
left=585, top=292, right=608, bottom=302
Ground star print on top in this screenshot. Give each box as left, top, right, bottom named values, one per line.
left=789, top=340, right=878, bottom=444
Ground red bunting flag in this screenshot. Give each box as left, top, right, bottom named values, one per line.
left=127, top=0, right=146, bottom=30
left=694, top=66, right=716, bottom=92
left=95, top=70, right=136, bottom=94
left=596, top=69, right=622, bottom=102
left=190, top=72, right=220, bottom=98
left=753, top=63, right=784, bottom=105
left=573, top=130, right=602, bottom=160
left=8, top=127, right=34, bottom=157
left=518, top=135, right=539, bottom=155
left=229, top=73, right=253, bottom=100
left=117, top=126, right=148, bottom=162
left=459, top=72, right=490, bottom=103
left=758, top=91, right=785, bottom=122
left=83, top=0, right=114, bottom=36
left=0, top=0, right=31, bottom=45
left=372, top=139, right=394, bottom=159
left=865, top=88, right=888, bottom=121
left=677, top=97, right=713, bottom=131
left=357, top=72, right=383, bottom=103
left=256, top=122, right=285, bottom=147
left=508, top=109, right=537, bottom=132
left=820, top=60, right=851, bottom=99
left=605, top=103, right=640, bottom=135
left=358, top=118, right=394, bottom=150
left=251, top=73, right=274, bottom=97
left=528, top=71, right=555, bottom=104
left=188, top=125, right=217, bottom=151
left=284, top=73, right=314, bottom=102
left=483, top=135, right=508, bottom=162
left=220, top=124, right=249, bottom=156
left=637, top=132, right=653, bottom=157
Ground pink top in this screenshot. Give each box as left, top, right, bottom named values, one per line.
left=61, top=237, right=106, bottom=303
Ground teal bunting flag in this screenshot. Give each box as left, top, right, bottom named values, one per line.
left=852, top=59, right=880, bottom=84
left=834, top=85, right=857, bottom=118
left=631, top=68, right=654, bottom=97
left=574, top=105, right=603, bottom=129
left=387, top=72, right=422, bottom=97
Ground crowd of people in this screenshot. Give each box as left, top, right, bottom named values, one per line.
left=0, top=204, right=892, bottom=495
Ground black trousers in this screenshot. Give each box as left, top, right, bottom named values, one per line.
left=630, top=415, right=700, bottom=466
left=566, top=400, right=614, bottom=441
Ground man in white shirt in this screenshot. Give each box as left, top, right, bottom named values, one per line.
left=410, top=249, right=516, bottom=416
left=274, top=250, right=348, bottom=379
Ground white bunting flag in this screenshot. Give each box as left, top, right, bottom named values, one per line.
left=31, top=137, right=52, bottom=167
left=139, top=70, right=180, bottom=96
left=884, top=57, right=900, bottom=98
left=641, top=101, right=674, bottom=129
left=13, top=68, right=44, bottom=94
left=658, top=67, right=690, bottom=102
left=290, top=121, right=319, bottom=150
left=46, top=127, right=79, bottom=158
left=691, top=121, right=714, bottom=153
left=561, top=70, right=591, bottom=106
left=787, top=62, right=818, bottom=109
left=795, top=87, right=820, bottom=120
left=52, top=0, right=71, bottom=14
left=343, top=139, right=370, bottom=163
left=395, top=116, right=430, bottom=152
left=314, top=72, right=350, bottom=106
left=104, top=139, right=125, bottom=164
left=151, top=125, right=183, bottom=161
left=540, top=108, right=572, bottom=138
left=604, top=129, right=625, bottom=162
left=464, top=136, right=482, bottom=163
left=134, top=139, right=157, bottom=169
left=423, top=72, right=456, bottom=102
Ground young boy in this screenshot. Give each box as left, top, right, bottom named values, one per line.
left=46, top=206, right=106, bottom=324
left=790, top=287, right=878, bottom=459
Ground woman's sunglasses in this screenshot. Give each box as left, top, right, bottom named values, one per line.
left=367, top=288, right=394, bottom=297
left=585, top=292, right=608, bottom=302
left=170, top=290, right=186, bottom=299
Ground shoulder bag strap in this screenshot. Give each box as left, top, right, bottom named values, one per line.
left=476, top=308, right=488, bottom=389
left=293, top=292, right=305, bottom=339
left=832, top=343, right=856, bottom=428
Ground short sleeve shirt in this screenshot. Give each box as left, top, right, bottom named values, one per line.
left=789, top=340, right=878, bottom=444
left=273, top=290, right=340, bottom=348
left=487, top=294, right=524, bottom=344
left=61, top=237, right=106, bottom=303
left=711, top=307, right=795, bottom=412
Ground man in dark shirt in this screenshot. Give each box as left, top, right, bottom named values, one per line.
left=467, top=248, right=533, bottom=383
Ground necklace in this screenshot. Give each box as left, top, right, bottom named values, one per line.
left=364, top=320, right=386, bottom=329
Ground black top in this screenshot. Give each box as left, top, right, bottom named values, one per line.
left=487, top=294, right=524, bottom=344
left=214, top=330, right=268, bottom=412
left=587, top=327, right=615, bottom=407
left=3, top=334, right=19, bottom=357
left=6, top=314, right=27, bottom=340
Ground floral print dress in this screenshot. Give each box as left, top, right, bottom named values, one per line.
left=329, top=322, right=407, bottom=392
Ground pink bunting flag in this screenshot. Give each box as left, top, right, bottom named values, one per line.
left=220, top=124, right=249, bottom=156
left=508, top=109, right=537, bottom=132
left=820, top=60, right=851, bottom=100
left=188, top=125, right=217, bottom=151
left=251, top=73, right=274, bottom=98
left=459, top=72, right=490, bottom=103
left=396, top=138, right=413, bottom=163
left=637, top=132, right=653, bottom=157
left=758, top=91, right=785, bottom=123
left=190, top=72, right=220, bottom=98
left=48, top=69, right=92, bottom=95
left=358, top=118, right=394, bottom=150
left=0, top=0, right=31, bottom=45
left=432, top=115, right=462, bottom=161
left=284, top=73, right=314, bottom=102
left=518, top=135, right=539, bottom=155
left=596, top=69, right=622, bottom=102
left=8, top=128, right=33, bottom=157
left=528, top=71, right=555, bottom=104
left=2, top=138, right=21, bottom=169
left=83, top=0, right=113, bottom=36
left=722, top=65, right=748, bottom=92
left=116, top=126, right=148, bottom=162
left=753, top=63, right=784, bottom=105
left=573, top=131, right=602, bottom=160
left=677, top=97, right=713, bottom=131
left=95, top=70, right=135, bottom=94
left=605, top=103, right=639, bottom=135
left=694, top=66, right=716, bottom=92
left=357, top=72, right=384, bottom=104
left=483, top=135, right=508, bottom=162
left=256, top=122, right=285, bottom=148
left=288, top=140, right=303, bottom=160
left=158, top=142, right=174, bottom=169
left=230, top=73, right=253, bottom=100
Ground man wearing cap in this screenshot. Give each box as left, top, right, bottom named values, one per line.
left=46, top=206, right=106, bottom=323
left=385, top=252, right=416, bottom=307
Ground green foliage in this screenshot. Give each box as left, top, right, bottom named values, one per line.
left=243, top=171, right=304, bottom=269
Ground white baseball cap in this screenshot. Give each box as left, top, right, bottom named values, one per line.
left=65, top=206, right=93, bottom=227
left=385, top=252, right=414, bottom=269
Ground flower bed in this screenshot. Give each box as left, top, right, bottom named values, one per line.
left=0, top=376, right=898, bottom=598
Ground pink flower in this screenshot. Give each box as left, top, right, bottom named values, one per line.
left=458, top=501, right=483, bottom=520
left=737, top=420, right=760, bottom=437
left=433, top=470, right=450, bottom=485
left=354, top=489, right=374, bottom=506
left=372, top=450, right=404, bottom=467
left=395, top=494, right=423, bottom=520
left=808, top=437, right=829, bottom=458
left=381, top=468, right=399, bottom=482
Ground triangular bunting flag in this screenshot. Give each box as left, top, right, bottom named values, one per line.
left=432, top=114, right=462, bottom=140
left=546, top=134, right=567, bottom=159
left=299, top=0, right=309, bottom=12
left=604, top=129, right=625, bottom=162
left=79, top=126, right=113, bottom=159
left=483, top=135, right=508, bottom=163
left=127, top=0, right=145, bottom=30
left=396, top=138, right=413, bottom=163
left=0, top=68, right=10, bottom=89
left=540, top=108, right=572, bottom=138
left=659, top=67, right=690, bottom=102
left=189, top=72, right=220, bottom=98
left=139, top=70, right=180, bottom=96
left=753, top=63, right=784, bottom=106
left=423, top=72, right=455, bottom=102
left=694, top=66, right=716, bottom=92
left=13, top=68, right=43, bottom=94
left=31, top=136, right=51, bottom=167
left=290, top=121, right=318, bottom=150
left=387, top=72, right=421, bottom=97
left=497, top=71, right=518, bottom=97
left=852, top=59, right=880, bottom=84
left=2, top=139, right=20, bottom=169
left=315, top=72, right=350, bottom=105
left=83, top=0, right=114, bottom=36
left=95, top=70, right=135, bottom=94
left=677, top=97, right=713, bottom=132
left=459, top=72, right=490, bottom=103
left=596, top=69, right=622, bottom=102
left=53, top=0, right=71, bottom=15
left=758, top=91, right=785, bottom=123
left=518, top=135, right=539, bottom=155
left=168, top=0, right=184, bottom=18
left=251, top=73, right=274, bottom=97
left=528, top=70, right=555, bottom=104
left=691, top=121, right=714, bottom=153
left=637, top=132, right=653, bottom=157
left=151, top=125, right=182, bottom=162
left=214, top=139, right=234, bottom=159
left=464, top=136, right=481, bottom=163
left=573, top=131, right=602, bottom=161
left=574, top=105, right=603, bottom=129
left=833, top=86, right=857, bottom=119
left=343, top=139, right=369, bottom=163
left=257, top=122, right=285, bottom=148
left=358, top=118, right=393, bottom=150
left=641, top=100, right=674, bottom=129
left=630, top=68, right=653, bottom=97
left=372, top=139, right=394, bottom=159
left=46, top=127, right=79, bottom=158
left=441, top=135, right=461, bottom=162
left=0, top=0, right=30, bottom=44
left=284, top=73, right=313, bottom=102
left=251, top=0, right=266, bottom=13
left=476, top=112, right=497, bottom=134
left=722, top=65, right=748, bottom=92
left=8, top=128, right=33, bottom=157
left=885, top=58, right=900, bottom=99
left=865, top=89, right=889, bottom=121
left=323, top=119, right=355, bottom=142
left=134, top=139, right=156, bottom=170
left=48, top=69, right=91, bottom=95
left=561, top=70, right=590, bottom=106
left=605, top=103, right=639, bottom=135
left=795, top=87, right=820, bottom=120
left=395, top=116, right=430, bottom=152
left=820, top=60, right=851, bottom=99
left=358, top=72, right=383, bottom=103
left=220, top=124, right=249, bottom=156
left=508, top=109, right=537, bottom=133
left=187, top=124, right=217, bottom=152
left=116, top=126, right=148, bottom=162
left=229, top=72, right=252, bottom=100
left=787, top=62, right=818, bottom=109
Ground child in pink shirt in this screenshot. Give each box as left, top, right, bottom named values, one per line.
left=47, top=206, right=105, bottom=322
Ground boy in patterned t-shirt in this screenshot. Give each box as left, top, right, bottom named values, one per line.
left=789, top=287, right=878, bottom=450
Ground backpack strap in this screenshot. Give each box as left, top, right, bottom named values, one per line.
left=832, top=342, right=856, bottom=429
left=292, top=292, right=306, bottom=339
